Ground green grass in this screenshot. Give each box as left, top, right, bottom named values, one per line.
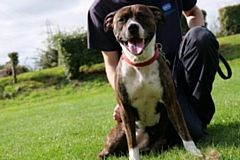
left=218, top=34, right=240, bottom=60
left=0, top=35, right=240, bottom=159
left=0, top=85, right=115, bottom=159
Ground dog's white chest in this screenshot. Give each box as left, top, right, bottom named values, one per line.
left=121, top=61, right=163, bottom=127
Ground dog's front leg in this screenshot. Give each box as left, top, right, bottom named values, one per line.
left=166, top=100, right=202, bottom=156
left=118, top=100, right=139, bottom=160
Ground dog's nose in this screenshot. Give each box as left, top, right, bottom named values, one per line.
left=128, top=24, right=139, bottom=34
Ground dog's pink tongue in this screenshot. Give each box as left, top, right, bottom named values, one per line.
left=128, top=38, right=144, bottom=55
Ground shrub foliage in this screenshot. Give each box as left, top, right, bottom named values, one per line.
left=34, top=46, right=58, bottom=69
left=219, top=4, right=240, bottom=36
left=52, top=29, right=102, bottom=80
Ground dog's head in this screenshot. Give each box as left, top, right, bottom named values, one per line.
left=104, top=4, right=165, bottom=55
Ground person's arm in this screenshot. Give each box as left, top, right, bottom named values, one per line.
left=102, top=50, right=122, bottom=123
left=101, top=50, right=119, bottom=90
left=183, top=5, right=205, bottom=28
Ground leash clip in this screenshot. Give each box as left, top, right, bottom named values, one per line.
left=156, top=43, right=170, bottom=65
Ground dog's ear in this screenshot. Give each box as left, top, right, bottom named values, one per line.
left=104, top=11, right=116, bottom=32
left=148, top=6, right=165, bottom=23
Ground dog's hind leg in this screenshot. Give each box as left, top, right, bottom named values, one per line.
left=98, top=123, right=128, bottom=159
left=153, top=104, right=169, bottom=151
left=146, top=103, right=169, bottom=152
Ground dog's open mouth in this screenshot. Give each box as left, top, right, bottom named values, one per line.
left=124, top=37, right=145, bottom=55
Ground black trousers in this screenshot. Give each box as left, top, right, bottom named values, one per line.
left=167, top=26, right=219, bottom=143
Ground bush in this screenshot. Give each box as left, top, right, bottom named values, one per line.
left=219, top=4, right=240, bottom=36
left=53, top=29, right=103, bottom=80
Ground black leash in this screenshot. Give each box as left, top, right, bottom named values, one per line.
left=217, top=53, right=232, bottom=80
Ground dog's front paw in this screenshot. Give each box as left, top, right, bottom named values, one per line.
left=129, top=156, right=140, bottom=160
left=187, top=146, right=205, bottom=159
left=191, top=148, right=204, bottom=158
left=182, top=140, right=203, bottom=156
left=129, top=148, right=140, bottom=160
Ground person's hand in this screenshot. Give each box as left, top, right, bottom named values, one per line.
left=113, top=104, right=122, bottom=123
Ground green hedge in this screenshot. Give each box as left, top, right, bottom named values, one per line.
left=54, top=31, right=103, bottom=80
left=219, top=4, right=240, bottom=36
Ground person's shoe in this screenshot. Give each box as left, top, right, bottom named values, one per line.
left=202, top=127, right=211, bottom=140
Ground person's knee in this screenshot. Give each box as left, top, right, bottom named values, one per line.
left=187, top=26, right=209, bottom=42
left=182, top=26, right=219, bottom=61
left=186, top=26, right=218, bottom=48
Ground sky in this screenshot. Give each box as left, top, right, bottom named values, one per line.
left=0, top=0, right=239, bottom=68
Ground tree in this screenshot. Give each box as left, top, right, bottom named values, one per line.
left=8, top=52, right=19, bottom=84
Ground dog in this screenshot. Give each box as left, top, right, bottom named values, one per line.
left=98, top=4, right=202, bottom=160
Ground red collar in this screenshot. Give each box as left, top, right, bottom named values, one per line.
left=122, top=45, right=159, bottom=67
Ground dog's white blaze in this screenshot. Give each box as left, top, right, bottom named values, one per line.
left=129, top=147, right=140, bottom=160
left=182, top=140, right=202, bottom=154
left=126, top=20, right=145, bottom=39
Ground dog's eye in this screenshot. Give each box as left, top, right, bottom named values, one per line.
left=118, top=17, right=125, bottom=23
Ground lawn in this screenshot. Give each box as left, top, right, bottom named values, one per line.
left=0, top=35, right=239, bottom=160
